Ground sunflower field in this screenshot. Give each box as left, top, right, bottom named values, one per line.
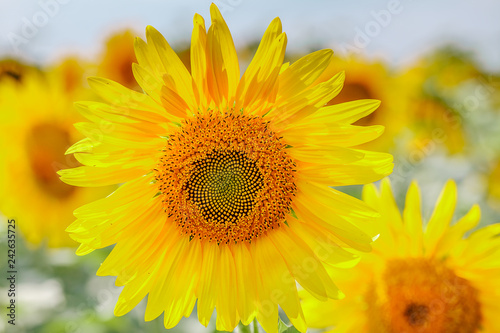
left=1, top=1, right=500, bottom=333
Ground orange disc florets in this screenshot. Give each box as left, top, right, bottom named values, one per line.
left=154, top=112, right=296, bottom=244
left=368, top=258, right=482, bottom=333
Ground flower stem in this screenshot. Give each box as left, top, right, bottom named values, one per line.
left=238, top=322, right=251, bottom=333
left=253, top=318, right=259, bottom=333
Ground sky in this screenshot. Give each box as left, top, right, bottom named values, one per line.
left=1, top=0, right=500, bottom=71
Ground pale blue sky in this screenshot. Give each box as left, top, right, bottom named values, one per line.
left=1, top=0, right=500, bottom=70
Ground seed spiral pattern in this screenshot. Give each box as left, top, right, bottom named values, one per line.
left=185, top=151, right=263, bottom=225
left=154, top=112, right=296, bottom=244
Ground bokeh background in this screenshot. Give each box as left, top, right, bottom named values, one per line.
left=1, top=0, right=500, bottom=332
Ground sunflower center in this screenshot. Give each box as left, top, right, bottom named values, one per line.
left=0, top=59, right=26, bottom=82
left=185, top=150, right=263, bottom=223
left=337, top=82, right=373, bottom=102
left=369, top=258, right=482, bottom=333
left=154, top=112, right=296, bottom=244
left=26, top=123, right=77, bottom=199
left=404, top=303, right=429, bottom=326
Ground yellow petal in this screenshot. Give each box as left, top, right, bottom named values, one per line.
left=196, top=242, right=219, bottom=327
left=163, top=239, right=202, bottom=328
left=289, top=218, right=360, bottom=268
left=271, top=71, right=345, bottom=128
left=233, top=244, right=258, bottom=325
left=424, top=180, right=457, bottom=256
left=301, top=99, right=381, bottom=125
left=437, top=204, right=480, bottom=259
left=97, top=210, right=170, bottom=282
left=144, top=26, right=196, bottom=108
left=271, top=227, right=343, bottom=302
left=288, top=145, right=365, bottom=166
left=296, top=178, right=379, bottom=219
left=461, top=223, right=500, bottom=263
left=215, top=245, right=239, bottom=331
left=58, top=165, right=147, bottom=187
left=88, top=76, right=148, bottom=106
left=252, top=238, right=292, bottom=333
left=278, top=49, right=333, bottom=99
left=362, top=179, right=399, bottom=254
left=292, top=198, right=373, bottom=252
left=206, top=4, right=240, bottom=106
left=144, top=235, right=189, bottom=321
left=379, top=178, right=406, bottom=245
left=131, top=62, right=164, bottom=105
left=282, top=123, right=384, bottom=147
left=75, top=100, right=172, bottom=125
left=235, top=18, right=286, bottom=113
left=113, top=225, right=172, bottom=316
left=236, top=32, right=287, bottom=116
left=191, top=13, right=209, bottom=107
left=403, top=181, right=424, bottom=256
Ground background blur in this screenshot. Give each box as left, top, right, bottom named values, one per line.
left=1, top=0, right=500, bottom=332
left=1, top=0, right=500, bottom=69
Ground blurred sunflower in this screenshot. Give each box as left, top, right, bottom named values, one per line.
left=410, top=96, right=465, bottom=154
left=399, top=66, right=467, bottom=154
left=98, top=30, right=140, bottom=91
left=302, top=179, right=500, bottom=333
left=487, top=160, right=500, bottom=208
left=0, top=68, right=110, bottom=248
left=420, top=46, right=484, bottom=89
left=52, top=56, right=87, bottom=95
left=98, top=29, right=192, bottom=91
left=311, top=55, right=409, bottom=151
left=61, top=4, right=393, bottom=332
left=0, top=58, right=37, bottom=83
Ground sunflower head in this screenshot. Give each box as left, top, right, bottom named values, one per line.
left=51, top=57, right=87, bottom=95
left=0, top=70, right=111, bottom=248
left=421, top=46, right=483, bottom=88
left=409, top=96, right=466, bottom=154
left=0, top=58, right=37, bottom=83
left=154, top=111, right=297, bottom=244
left=302, top=179, right=500, bottom=333
left=60, top=4, right=392, bottom=332
left=311, top=55, right=410, bottom=151
left=376, top=257, right=481, bottom=332
left=98, top=29, right=140, bottom=90
left=400, top=64, right=467, bottom=154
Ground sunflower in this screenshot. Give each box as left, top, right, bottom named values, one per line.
left=311, top=55, right=409, bottom=152
left=409, top=95, right=466, bottom=154
left=98, top=29, right=141, bottom=91
left=487, top=160, right=500, bottom=209
left=0, top=58, right=37, bottom=83
left=60, top=4, right=393, bottom=332
left=0, top=69, right=111, bottom=247
left=52, top=56, right=87, bottom=95
left=302, top=179, right=500, bottom=333
left=419, top=46, right=484, bottom=89
left=400, top=64, right=467, bottom=155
